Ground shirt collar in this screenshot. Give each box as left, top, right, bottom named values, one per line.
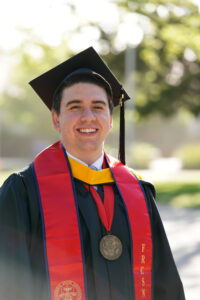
left=66, top=151, right=104, bottom=170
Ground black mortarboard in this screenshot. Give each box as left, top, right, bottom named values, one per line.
left=29, top=47, right=130, bottom=164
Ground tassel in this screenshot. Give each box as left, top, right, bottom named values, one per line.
left=118, top=94, right=125, bottom=165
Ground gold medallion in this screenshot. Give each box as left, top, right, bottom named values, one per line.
left=99, top=234, right=123, bottom=261
left=54, top=280, right=82, bottom=300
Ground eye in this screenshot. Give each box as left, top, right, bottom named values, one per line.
left=93, top=105, right=104, bottom=110
left=69, top=105, right=81, bottom=110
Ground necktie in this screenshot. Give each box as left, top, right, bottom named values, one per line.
left=88, top=165, right=99, bottom=191
left=89, top=165, right=98, bottom=171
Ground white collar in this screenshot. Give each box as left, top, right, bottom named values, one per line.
left=66, top=151, right=104, bottom=170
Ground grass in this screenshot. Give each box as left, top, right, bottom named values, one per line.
left=1, top=170, right=200, bottom=209
left=155, top=182, right=200, bottom=209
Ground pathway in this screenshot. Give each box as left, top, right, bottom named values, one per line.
left=158, top=204, right=200, bottom=300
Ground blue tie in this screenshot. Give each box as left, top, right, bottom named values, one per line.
left=89, top=165, right=98, bottom=171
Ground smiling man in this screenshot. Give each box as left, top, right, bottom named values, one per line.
left=51, top=80, right=113, bottom=164
left=0, top=47, right=185, bottom=300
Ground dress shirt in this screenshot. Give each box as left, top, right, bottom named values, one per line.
left=66, top=152, right=104, bottom=170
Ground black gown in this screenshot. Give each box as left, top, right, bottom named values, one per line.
left=0, top=166, right=185, bottom=300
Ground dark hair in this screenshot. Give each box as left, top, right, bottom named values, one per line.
left=52, top=72, right=114, bottom=114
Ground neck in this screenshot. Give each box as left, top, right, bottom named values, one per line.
left=65, top=149, right=103, bottom=166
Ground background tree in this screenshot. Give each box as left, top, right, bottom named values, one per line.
left=0, top=0, right=200, bottom=158
left=116, top=0, right=200, bottom=119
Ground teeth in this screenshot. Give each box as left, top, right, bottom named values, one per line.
left=80, top=128, right=96, bottom=133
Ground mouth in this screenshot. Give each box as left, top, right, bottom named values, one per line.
left=77, top=128, right=98, bottom=134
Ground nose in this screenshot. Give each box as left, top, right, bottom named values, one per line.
left=81, top=107, right=96, bottom=121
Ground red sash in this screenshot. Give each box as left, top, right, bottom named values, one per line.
left=33, top=141, right=152, bottom=300
left=106, top=155, right=152, bottom=300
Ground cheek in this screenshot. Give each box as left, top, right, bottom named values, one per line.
left=103, top=115, right=112, bottom=127
left=59, top=115, right=76, bottom=132
left=100, top=116, right=112, bottom=133
left=105, top=115, right=112, bottom=129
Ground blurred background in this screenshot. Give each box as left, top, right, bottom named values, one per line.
left=0, top=0, right=200, bottom=299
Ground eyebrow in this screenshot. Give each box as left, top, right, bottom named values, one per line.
left=92, top=100, right=106, bottom=106
left=65, top=100, right=81, bottom=107
left=66, top=100, right=107, bottom=107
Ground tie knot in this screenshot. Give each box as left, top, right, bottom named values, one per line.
left=89, top=165, right=98, bottom=171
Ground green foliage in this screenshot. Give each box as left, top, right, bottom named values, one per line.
left=114, top=0, right=200, bottom=119
left=174, top=143, right=200, bottom=169
left=1, top=0, right=200, bottom=158
left=0, top=34, right=74, bottom=139
left=155, top=181, right=200, bottom=208
left=128, top=142, right=159, bottom=168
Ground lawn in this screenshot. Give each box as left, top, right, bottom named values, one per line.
left=1, top=170, right=200, bottom=209
left=155, top=181, right=200, bottom=209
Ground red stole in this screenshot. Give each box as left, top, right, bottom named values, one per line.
left=33, top=141, right=152, bottom=300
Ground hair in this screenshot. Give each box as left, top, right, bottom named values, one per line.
left=52, top=72, right=114, bottom=114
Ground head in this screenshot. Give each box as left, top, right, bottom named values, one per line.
left=52, top=71, right=114, bottom=115
left=29, top=47, right=130, bottom=164
left=51, top=72, right=113, bottom=164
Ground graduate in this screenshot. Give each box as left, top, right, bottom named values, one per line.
left=0, top=47, right=185, bottom=300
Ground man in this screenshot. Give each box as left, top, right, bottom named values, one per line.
left=0, top=47, right=185, bottom=300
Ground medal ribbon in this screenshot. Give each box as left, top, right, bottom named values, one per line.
left=84, top=184, right=114, bottom=232
left=84, top=159, right=114, bottom=232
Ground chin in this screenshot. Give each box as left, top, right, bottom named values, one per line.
left=79, top=142, right=102, bottom=153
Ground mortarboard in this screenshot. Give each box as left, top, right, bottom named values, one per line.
left=29, top=47, right=130, bottom=164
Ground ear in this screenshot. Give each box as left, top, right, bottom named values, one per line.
left=51, top=110, right=60, bottom=132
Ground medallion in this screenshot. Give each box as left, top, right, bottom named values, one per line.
left=54, top=280, right=82, bottom=300
left=99, top=234, right=123, bottom=261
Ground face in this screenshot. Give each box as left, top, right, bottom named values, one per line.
left=52, top=82, right=113, bottom=164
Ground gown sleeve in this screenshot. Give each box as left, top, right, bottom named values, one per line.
left=0, top=173, right=33, bottom=299
left=141, top=180, right=186, bottom=300
left=0, top=170, right=47, bottom=300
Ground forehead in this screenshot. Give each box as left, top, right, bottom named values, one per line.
left=61, top=82, right=109, bottom=102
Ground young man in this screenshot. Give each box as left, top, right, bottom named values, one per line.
left=0, top=47, right=185, bottom=300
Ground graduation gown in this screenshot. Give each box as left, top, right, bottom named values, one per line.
left=0, top=166, right=185, bottom=300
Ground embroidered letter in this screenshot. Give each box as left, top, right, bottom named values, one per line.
left=142, top=277, right=145, bottom=287
left=140, top=266, right=144, bottom=275
left=141, top=255, right=145, bottom=264
left=142, top=288, right=146, bottom=297
left=142, top=243, right=146, bottom=253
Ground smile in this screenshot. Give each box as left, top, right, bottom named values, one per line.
left=78, top=128, right=97, bottom=133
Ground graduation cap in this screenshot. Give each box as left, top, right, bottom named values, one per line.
left=29, top=46, right=130, bottom=164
